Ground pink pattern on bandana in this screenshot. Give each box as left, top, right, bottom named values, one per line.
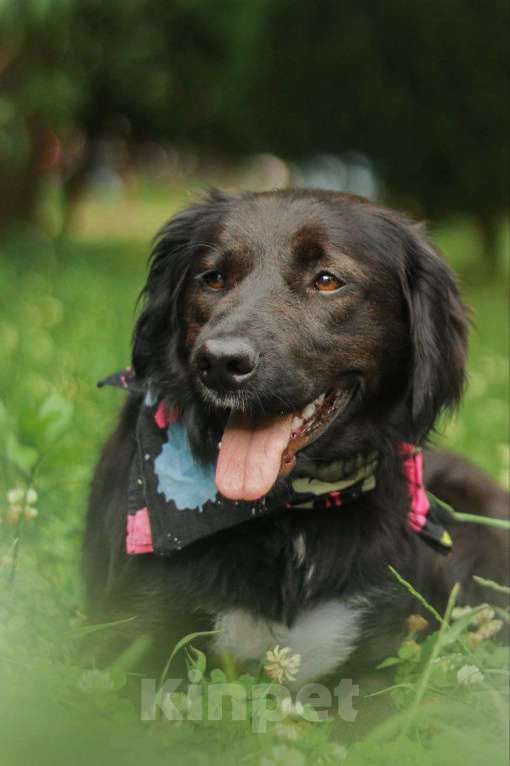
left=126, top=507, right=154, bottom=554
left=154, top=400, right=170, bottom=429
left=154, top=401, right=180, bottom=430
left=401, top=443, right=429, bottom=532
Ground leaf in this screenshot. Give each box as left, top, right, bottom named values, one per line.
left=365, top=682, right=417, bottom=698
left=440, top=605, right=487, bottom=647
left=60, top=616, right=136, bottom=641
left=377, top=656, right=403, bottom=669
left=187, top=645, right=207, bottom=676
left=186, top=645, right=207, bottom=682
left=158, top=630, right=220, bottom=689
left=37, top=391, right=74, bottom=441
left=187, top=667, right=203, bottom=684
left=398, top=641, right=422, bottom=661
left=6, top=432, right=39, bottom=472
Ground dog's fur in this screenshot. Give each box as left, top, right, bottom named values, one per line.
left=84, top=189, right=508, bottom=682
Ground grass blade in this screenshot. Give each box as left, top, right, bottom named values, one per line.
left=388, top=565, right=444, bottom=626
left=473, top=575, right=510, bottom=595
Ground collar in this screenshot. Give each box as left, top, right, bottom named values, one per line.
left=98, top=367, right=452, bottom=557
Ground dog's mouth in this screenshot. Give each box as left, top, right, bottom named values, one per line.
left=215, top=387, right=353, bottom=501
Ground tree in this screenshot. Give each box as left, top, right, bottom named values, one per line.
left=1, top=0, right=508, bottom=271
left=0, top=0, right=80, bottom=229
left=0, top=0, right=229, bottom=231
left=219, top=0, right=509, bottom=268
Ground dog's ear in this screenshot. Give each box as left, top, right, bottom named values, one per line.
left=396, top=219, right=469, bottom=440
left=132, top=190, right=233, bottom=378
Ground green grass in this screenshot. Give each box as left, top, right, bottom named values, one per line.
left=0, top=187, right=508, bottom=765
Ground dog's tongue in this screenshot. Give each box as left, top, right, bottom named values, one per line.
left=215, top=411, right=293, bottom=501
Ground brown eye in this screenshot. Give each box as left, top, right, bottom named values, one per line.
left=201, top=270, right=225, bottom=290
left=313, top=271, right=344, bottom=293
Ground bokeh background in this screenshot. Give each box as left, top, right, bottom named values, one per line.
left=0, top=2, right=508, bottom=765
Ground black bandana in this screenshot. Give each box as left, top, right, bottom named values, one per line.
left=98, top=368, right=453, bottom=557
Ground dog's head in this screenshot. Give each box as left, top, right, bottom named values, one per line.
left=133, top=189, right=468, bottom=500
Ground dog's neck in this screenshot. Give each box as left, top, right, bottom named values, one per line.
left=285, top=452, right=379, bottom=511
left=99, top=366, right=452, bottom=558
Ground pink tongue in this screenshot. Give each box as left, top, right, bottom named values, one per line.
left=215, top=412, right=293, bottom=501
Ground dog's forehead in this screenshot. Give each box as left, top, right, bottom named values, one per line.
left=219, top=194, right=340, bottom=252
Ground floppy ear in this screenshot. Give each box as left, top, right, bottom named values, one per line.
left=132, top=190, right=233, bottom=378
left=399, top=222, right=469, bottom=440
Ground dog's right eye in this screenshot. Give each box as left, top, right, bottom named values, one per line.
left=199, top=270, right=225, bottom=290
left=313, top=271, right=345, bottom=293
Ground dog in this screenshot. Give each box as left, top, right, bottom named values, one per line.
left=84, top=189, right=508, bottom=685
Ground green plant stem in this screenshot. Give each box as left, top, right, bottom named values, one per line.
left=399, top=582, right=461, bottom=741
left=473, top=575, right=510, bottom=595
left=388, top=565, right=445, bottom=626
left=158, top=630, right=220, bottom=690
left=449, top=511, right=510, bottom=530
left=427, top=491, right=510, bottom=530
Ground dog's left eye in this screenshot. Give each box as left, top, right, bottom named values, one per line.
left=313, top=271, right=345, bottom=293
left=199, top=270, right=225, bottom=290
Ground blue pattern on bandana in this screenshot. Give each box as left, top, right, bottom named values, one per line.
left=154, top=420, right=217, bottom=510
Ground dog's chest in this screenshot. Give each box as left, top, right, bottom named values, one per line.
left=211, top=597, right=367, bottom=685
left=201, top=525, right=374, bottom=683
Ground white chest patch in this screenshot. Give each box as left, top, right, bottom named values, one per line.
left=212, top=599, right=366, bottom=685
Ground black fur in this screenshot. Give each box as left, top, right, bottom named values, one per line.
left=84, top=190, right=507, bottom=679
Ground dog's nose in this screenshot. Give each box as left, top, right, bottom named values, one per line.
left=196, top=338, right=258, bottom=390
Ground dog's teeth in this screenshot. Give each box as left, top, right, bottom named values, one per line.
left=315, top=394, right=325, bottom=406
left=291, top=416, right=303, bottom=430
left=302, top=403, right=315, bottom=420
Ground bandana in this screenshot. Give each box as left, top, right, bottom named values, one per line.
left=98, top=367, right=453, bottom=557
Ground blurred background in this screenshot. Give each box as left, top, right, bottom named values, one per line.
left=0, top=3, right=508, bottom=763
left=0, top=0, right=508, bottom=258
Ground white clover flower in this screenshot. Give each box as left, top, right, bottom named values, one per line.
left=453, top=602, right=503, bottom=645
left=7, top=487, right=37, bottom=506
left=264, top=645, right=301, bottom=684
left=25, top=488, right=38, bottom=505
left=451, top=605, right=472, bottom=621
left=475, top=619, right=504, bottom=641
left=470, top=604, right=495, bottom=626
left=5, top=486, right=39, bottom=524
left=7, top=488, right=25, bottom=506
left=457, top=664, right=484, bottom=686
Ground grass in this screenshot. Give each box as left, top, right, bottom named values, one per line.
left=0, top=182, right=508, bottom=765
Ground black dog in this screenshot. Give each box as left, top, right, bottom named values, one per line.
left=84, top=189, right=508, bottom=684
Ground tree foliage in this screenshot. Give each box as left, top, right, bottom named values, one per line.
left=1, top=0, right=508, bottom=259
left=220, top=0, right=509, bottom=248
